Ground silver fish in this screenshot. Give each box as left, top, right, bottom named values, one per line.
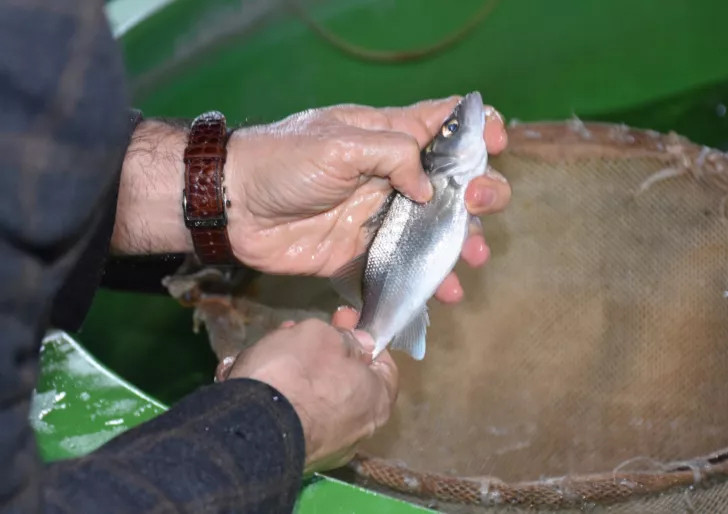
left=331, top=91, right=488, bottom=360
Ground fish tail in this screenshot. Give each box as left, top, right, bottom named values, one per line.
left=371, top=340, right=388, bottom=361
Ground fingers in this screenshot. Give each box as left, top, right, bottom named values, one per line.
left=331, top=305, right=360, bottom=329
left=214, top=355, right=237, bottom=382
left=340, top=98, right=509, bottom=207
left=369, top=349, right=399, bottom=407
left=434, top=272, right=464, bottom=304
left=384, top=97, right=508, bottom=156
left=484, top=106, right=508, bottom=155
left=333, top=308, right=375, bottom=364
left=434, top=226, right=491, bottom=303
left=433, top=229, right=491, bottom=304
left=351, top=129, right=433, bottom=203
left=465, top=167, right=512, bottom=215
left=338, top=329, right=372, bottom=363
left=461, top=234, right=490, bottom=267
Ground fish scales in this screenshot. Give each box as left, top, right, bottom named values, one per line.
left=359, top=180, right=468, bottom=347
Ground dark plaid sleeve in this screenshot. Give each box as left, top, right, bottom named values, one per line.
left=44, top=379, right=305, bottom=514
left=0, top=1, right=305, bottom=513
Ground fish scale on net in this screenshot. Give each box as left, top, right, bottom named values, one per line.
left=331, top=91, right=489, bottom=360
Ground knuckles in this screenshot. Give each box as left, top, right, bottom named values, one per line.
left=321, top=137, right=359, bottom=166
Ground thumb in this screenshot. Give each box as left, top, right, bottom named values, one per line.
left=352, top=128, right=433, bottom=203
left=382, top=95, right=461, bottom=147
left=338, top=328, right=376, bottom=364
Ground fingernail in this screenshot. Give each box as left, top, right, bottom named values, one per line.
left=468, top=186, right=496, bottom=210
left=484, top=105, right=505, bottom=125
left=214, top=356, right=236, bottom=383
left=352, top=329, right=376, bottom=353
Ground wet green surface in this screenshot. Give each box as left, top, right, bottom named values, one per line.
left=32, top=331, right=167, bottom=462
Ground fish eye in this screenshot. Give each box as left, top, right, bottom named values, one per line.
left=441, top=118, right=459, bottom=138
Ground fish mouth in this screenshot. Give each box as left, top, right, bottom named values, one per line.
left=459, top=91, right=486, bottom=136
left=450, top=92, right=487, bottom=170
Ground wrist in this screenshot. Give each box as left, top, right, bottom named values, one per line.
left=111, top=120, right=193, bottom=255
left=221, top=129, right=253, bottom=263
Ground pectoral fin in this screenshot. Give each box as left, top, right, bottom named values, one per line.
left=387, top=307, right=430, bottom=360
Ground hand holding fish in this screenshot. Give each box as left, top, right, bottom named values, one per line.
left=223, top=313, right=398, bottom=474
left=223, top=95, right=510, bottom=303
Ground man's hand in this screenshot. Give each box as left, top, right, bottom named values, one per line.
left=222, top=311, right=398, bottom=474
left=225, top=96, right=510, bottom=303
left=111, top=96, right=511, bottom=303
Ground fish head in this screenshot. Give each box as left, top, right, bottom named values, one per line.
left=422, top=91, right=487, bottom=184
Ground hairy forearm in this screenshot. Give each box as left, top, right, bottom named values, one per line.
left=111, top=120, right=193, bottom=255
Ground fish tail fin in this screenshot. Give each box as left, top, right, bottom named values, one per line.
left=389, top=307, right=429, bottom=360
left=372, top=341, right=388, bottom=361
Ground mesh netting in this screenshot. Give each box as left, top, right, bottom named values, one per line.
left=165, top=120, right=728, bottom=512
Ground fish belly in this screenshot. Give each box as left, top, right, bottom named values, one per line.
left=360, top=186, right=469, bottom=352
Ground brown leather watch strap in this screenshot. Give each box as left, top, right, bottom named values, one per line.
left=182, top=111, right=237, bottom=266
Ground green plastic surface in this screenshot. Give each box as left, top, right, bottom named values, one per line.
left=31, top=331, right=167, bottom=462
left=120, top=0, right=728, bottom=122
left=30, top=1, right=728, bottom=512
left=31, top=331, right=432, bottom=512
left=295, top=476, right=434, bottom=514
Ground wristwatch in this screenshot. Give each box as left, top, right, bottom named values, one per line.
left=182, top=110, right=237, bottom=266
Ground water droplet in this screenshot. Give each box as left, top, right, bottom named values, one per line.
left=272, top=395, right=280, bottom=402
left=717, top=103, right=727, bottom=117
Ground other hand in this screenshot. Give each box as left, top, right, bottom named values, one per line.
left=222, top=310, right=397, bottom=474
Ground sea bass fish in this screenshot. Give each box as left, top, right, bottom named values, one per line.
left=331, top=91, right=488, bottom=360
